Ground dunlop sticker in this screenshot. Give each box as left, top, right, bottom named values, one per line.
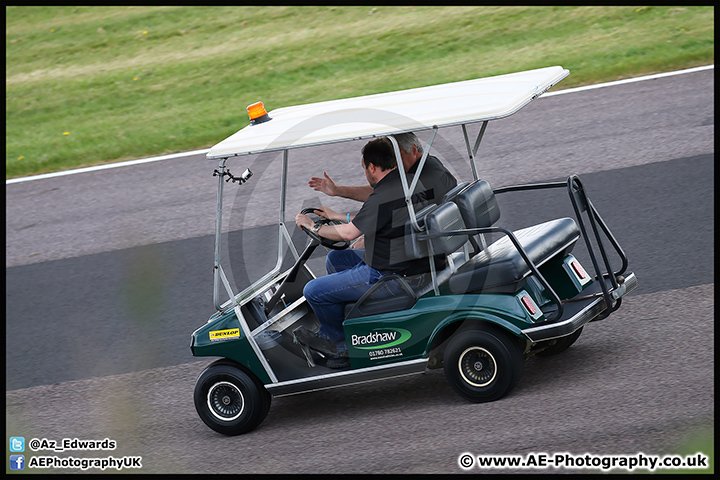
left=209, top=328, right=240, bottom=342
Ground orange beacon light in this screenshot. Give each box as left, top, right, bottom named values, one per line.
left=247, top=101, right=271, bottom=125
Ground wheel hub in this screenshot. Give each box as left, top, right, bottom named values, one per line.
left=207, top=381, right=245, bottom=421
left=459, top=347, right=497, bottom=387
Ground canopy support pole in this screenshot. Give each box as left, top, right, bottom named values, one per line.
left=388, top=126, right=439, bottom=233
left=462, top=121, right=488, bottom=181
left=213, top=158, right=228, bottom=311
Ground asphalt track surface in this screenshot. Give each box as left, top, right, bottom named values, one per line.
left=5, top=68, right=714, bottom=473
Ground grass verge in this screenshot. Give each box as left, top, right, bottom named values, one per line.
left=6, top=6, right=714, bottom=178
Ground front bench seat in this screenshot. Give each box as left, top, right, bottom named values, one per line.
left=344, top=202, right=468, bottom=319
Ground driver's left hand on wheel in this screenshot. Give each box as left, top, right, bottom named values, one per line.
left=296, top=207, right=352, bottom=250
left=295, top=213, right=314, bottom=231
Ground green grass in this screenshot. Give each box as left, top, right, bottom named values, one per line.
left=655, top=425, right=714, bottom=474
left=5, top=6, right=714, bottom=179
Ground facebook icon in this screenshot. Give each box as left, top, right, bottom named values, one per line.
left=10, top=455, right=25, bottom=470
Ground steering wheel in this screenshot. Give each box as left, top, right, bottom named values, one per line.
left=299, top=207, right=350, bottom=250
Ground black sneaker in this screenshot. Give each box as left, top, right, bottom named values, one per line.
left=325, top=353, right=350, bottom=369
left=292, top=327, right=339, bottom=357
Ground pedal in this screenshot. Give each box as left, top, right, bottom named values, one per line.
left=292, top=327, right=316, bottom=368
left=298, top=343, right=316, bottom=368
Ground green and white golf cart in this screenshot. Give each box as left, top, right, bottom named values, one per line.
left=190, top=66, right=637, bottom=435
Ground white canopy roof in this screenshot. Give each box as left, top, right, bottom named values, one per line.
left=207, top=66, right=569, bottom=159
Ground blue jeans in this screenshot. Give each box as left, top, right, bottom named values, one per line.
left=326, top=248, right=364, bottom=274
left=303, top=249, right=381, bottom=351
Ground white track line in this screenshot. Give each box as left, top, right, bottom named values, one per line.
left=7, top=64, right=713, bottom=185
left=544, top=64, right=714, bottom=97
left=6, top=149, right=210, bottom=184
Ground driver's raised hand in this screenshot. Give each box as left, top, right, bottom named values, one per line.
left=308, top=172, right=338, bottom=197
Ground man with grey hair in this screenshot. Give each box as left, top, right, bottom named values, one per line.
left=308, top=132, right=457, bottom=205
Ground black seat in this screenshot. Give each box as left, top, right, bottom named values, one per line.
left=446, top=179, right=580, bottom=294
left=449, top=179, right=500, bottom=229
left=448, top=218, right=580, bottom=294
left=343, top=179, right=582, bottom=315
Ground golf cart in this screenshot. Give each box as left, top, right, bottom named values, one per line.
left=190, top=66, right=637, bottom=435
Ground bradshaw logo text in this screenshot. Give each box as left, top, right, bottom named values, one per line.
left=351, top=328, right=411, bottom=350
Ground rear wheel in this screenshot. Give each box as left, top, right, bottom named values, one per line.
left=443, top=327, right=524, bottom=403
left=194, top=361, right=271, bottom=435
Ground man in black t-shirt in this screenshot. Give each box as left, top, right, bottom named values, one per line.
left=295, top=137, right=433, bottom=368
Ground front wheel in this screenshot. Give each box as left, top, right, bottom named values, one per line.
left=443, top=327, right=524, bottom=403
left=194, top=361, right=271, bottom=435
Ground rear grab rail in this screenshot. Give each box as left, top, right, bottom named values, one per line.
left=495, top=175, right=629, bottom=321
left=565, top=174, right=628, bottom=320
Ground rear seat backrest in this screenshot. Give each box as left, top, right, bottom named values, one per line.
left=405, top=202, right=468, bottom=260
left=440, top=182, right=470, bottom=203
left=452, top=180, right=500, bottom=229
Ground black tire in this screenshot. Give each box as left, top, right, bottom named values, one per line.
left=193, top=361, right=271, bottom=435
left=443, top=327, right=524, bottom=403
left=537, top=327, right=583, bottom=357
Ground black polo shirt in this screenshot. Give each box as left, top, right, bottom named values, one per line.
left=408, top=155, right=457, bottom=203
left=352, top=168, right=432, bottom=274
